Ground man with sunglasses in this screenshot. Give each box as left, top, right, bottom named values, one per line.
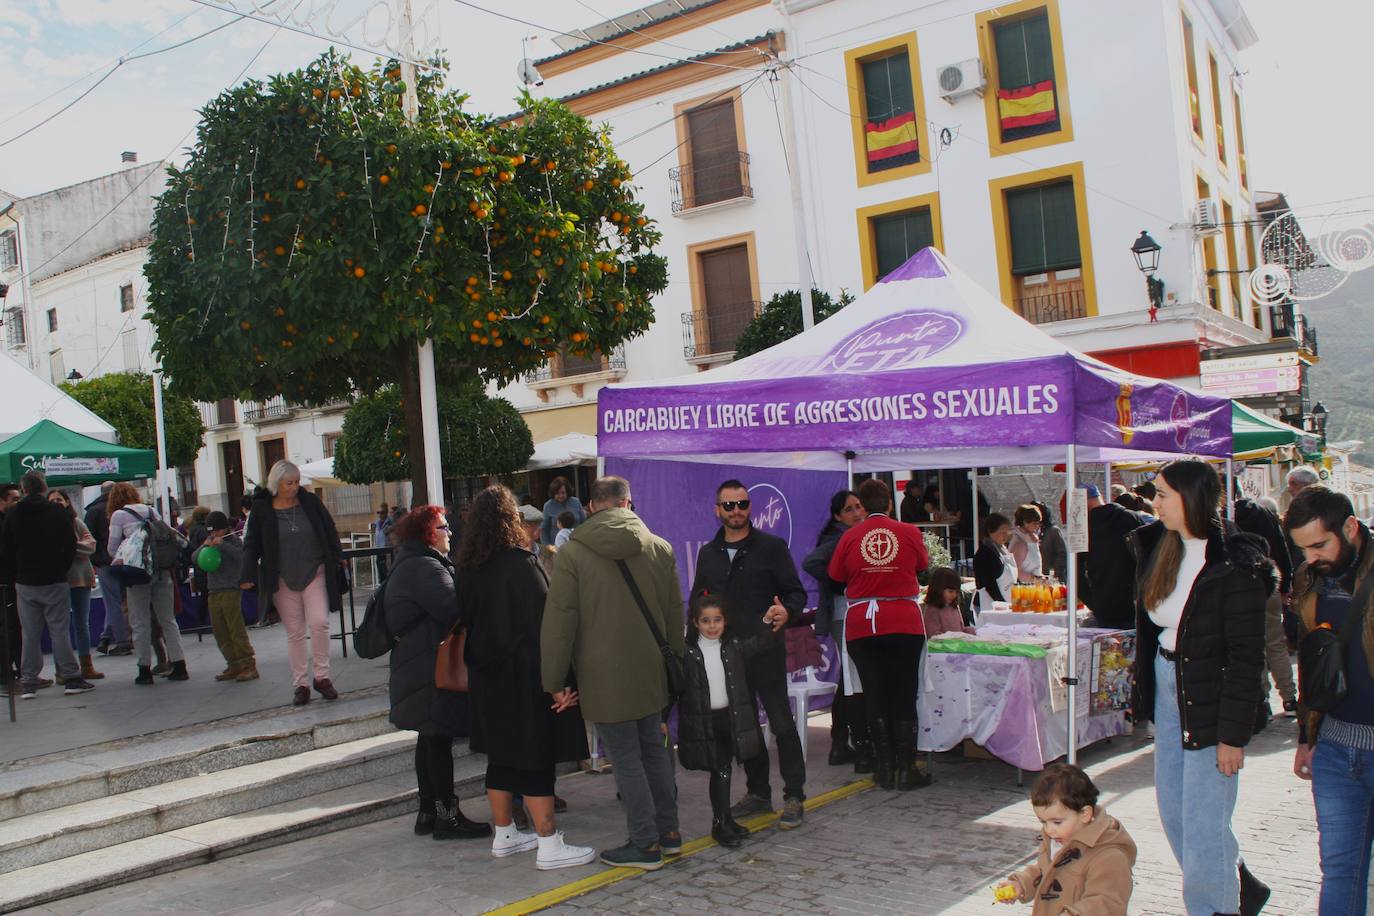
left=690, top=479, right=808, bottom=828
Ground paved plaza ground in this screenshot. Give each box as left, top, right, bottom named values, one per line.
left=17, top=681, right=1333, bottom=916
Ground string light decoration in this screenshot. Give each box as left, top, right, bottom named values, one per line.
left=1250, top=206, right=1374, bottom=304
left=145, top=48, right=668, bottom=432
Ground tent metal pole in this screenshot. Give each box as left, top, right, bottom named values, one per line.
left=596, top=456, right=606, bottom=479
left=151, top=371, right=170, bottom=521
left=970, top=468, right=979, bottom=568
left=1104, top=461, right=1112, bottom=501
left=1226, top=459, right=1235, bottom=520
left=1066, top=444, right=1079, bottom=766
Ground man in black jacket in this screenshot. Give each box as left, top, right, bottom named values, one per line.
left=1079, top=486, right=1151, bottom=629
left=0, top=471, right=93, bottom=697
left=690, top=480, right=808, bottom=829
left=1233, top=493, right=1297, bottom=716
left=1, top=482, right=21, bottom=689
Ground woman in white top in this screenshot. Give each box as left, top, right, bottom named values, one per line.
left=1129, top=459, right=1270, bottom=916
left=1007, top=504, right=1043, bottom=580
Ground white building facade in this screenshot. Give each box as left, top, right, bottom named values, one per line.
left=497, top=0, right=1313, bottom=460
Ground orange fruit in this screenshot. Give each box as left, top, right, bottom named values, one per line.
left=501, top=270, right=512, bottom=280
left=386, top=143, right=397, bottom=154
left=379, top=174, right=390, bottom=185
left=423, top=184, right=434, bottom=193
left=262, top=214, right=271, bottom=222
left=472, top=166, right=484, bottom=177
left=414, top=203, right=427, bottom=215
left=240, top=320, right=252, bottom=330
left=274, top=245, right=286, bottom=256
left=353, top=266, right=366, bottom=278
left=611, top=178, right=621, bottom=188
left=312, top=88, right=323, bottom=98
left=295, top=179, right=305, bottom=190
left=583, top=180, right=594, bottom=191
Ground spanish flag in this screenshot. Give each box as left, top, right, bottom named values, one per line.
left=865, top=111, right=919, bottom=169
left=997, top=79, right=1058, bottom=140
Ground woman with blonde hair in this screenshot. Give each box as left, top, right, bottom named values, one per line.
left=107, top=482, right=188, bottom=684
left=241, top=460, right=345, bottom=706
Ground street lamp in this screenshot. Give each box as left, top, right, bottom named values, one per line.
left=1130, top=230, right=1165, bottom=321
left=66, top=369, right=83, bottom=381
left=1311, top=401, right=1328, bottom=440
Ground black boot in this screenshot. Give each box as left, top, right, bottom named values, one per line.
left=848, top=698, right=874, bottom=773
left=432, top=799, right=491, bottom=840
left=135, top=665, right=155, bottom=685
left=167, top=660, right=189, bottom=681
left=893, top=720, right=930, bottom=791
left=709, top=768, right=743, bottom=847
left=1238, top=861, right=1270, bottom=916
left=414, top=799, right=436, bottom=836
left=828, top=697, right=854, bottom=765
left=870, top=717, right=895, bottom=790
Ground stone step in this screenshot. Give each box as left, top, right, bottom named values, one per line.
left=0, top=728, right=438, bottom=874
left=0, top=754, right=489, bottom=915
left=0, top=689, right=394, bottom=823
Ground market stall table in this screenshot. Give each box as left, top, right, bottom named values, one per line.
left=917, top=624, right=1133, bottom=773
left=976, top=607, right=1094, bottom=629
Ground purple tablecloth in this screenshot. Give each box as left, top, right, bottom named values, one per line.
left=917, top=636, right=1129, bottom=771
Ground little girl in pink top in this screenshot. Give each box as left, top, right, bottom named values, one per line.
left=921, top=567, right=976, bottom=637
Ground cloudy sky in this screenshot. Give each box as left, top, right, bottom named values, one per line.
left=0, top=0, right=1366, bottom=226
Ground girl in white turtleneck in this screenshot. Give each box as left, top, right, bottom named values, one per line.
left=678, top=594, right=779, bottom=848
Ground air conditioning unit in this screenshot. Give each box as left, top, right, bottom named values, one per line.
left=936, top=59, right=986, bottom=101
left=1194, top=199, right=1222, bottom=237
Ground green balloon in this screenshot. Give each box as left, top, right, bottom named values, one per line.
left=197, top=545, right=223, bottom=573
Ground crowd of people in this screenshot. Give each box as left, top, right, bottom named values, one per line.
left=3, top=459, right=1372, bottom=914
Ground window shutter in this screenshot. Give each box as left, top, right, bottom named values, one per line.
left=861, top=52, right=919, bottom=172
left=686, top=100, right=742, bottom=206
left=698, top=244, right=755, bottom=354
left=1007, top=181, right=1080, bottom=275
left=873, top=209, right=935, bottom=280
left=993, top=11, right=1060, bottom=141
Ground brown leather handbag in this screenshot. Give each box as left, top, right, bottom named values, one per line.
left=434, top=626, right=469, bottom=692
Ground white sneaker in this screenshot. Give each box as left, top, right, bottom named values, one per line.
left=536, top=832, right=597, bottom=870
left=491, top=822, right=538, bottom=858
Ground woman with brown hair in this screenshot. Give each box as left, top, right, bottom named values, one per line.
left=46, top=489, right=103, bottom=681
left=107, top=482, right=188, bottom=684
left=1130, top=459, right=1271, bottom=915
left=384, top=504, right=489, bottom=841
left=460, top=484, right=594, bottom=870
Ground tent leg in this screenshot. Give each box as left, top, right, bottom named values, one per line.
left=596, top=457, right=605, bottom=478
left=1226, top=459, right=1235, bottom=520
left=1066, top=445, right=1079, bottom=766
left=1104, top=462, right=1112, bottom=501
left=970, top=468, right=979, bottom=571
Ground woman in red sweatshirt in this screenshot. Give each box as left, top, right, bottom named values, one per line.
left=828, top=478, right=930, bottom=791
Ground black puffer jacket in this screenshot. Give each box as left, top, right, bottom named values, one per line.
left=1129, top=520, right=1269, bottom=750
left=386, top=542, right=467, bottom=737
left=1233, top=497, right=1293, bottom=592
left=1080, top=503, right=1152, bottom=628
left=677, top=629, right=780, bottom=771
left=240, top=490, right=344, bottom=616
left=690, top=526, right=807, bottom=642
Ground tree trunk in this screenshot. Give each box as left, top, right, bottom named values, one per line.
left=397, top=348, right=432, bottom=507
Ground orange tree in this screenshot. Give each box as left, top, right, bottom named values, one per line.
left=145, top=50, right=667, bottom=502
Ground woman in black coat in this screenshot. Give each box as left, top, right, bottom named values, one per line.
left=385, top=505, right=490, bottom=841
left=1128, top=459, right=1270, bottom=916
left=457, top=485, right=594, bottom=871
left=239, top=460, right=345, bottom=706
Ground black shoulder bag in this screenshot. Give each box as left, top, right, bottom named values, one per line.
left=1298, top=570, right=1374, bottom=712
left=615, top=559, right=685, bottom=703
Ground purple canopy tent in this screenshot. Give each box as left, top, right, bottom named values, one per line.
left=599, top=248, right=1233, bottom=763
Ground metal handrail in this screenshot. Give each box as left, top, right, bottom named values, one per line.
left=1013, top=288, right=1088, bottom=325
left=669, top=150, right=752, bottom=212
left=681, top=300, right=762, bottom=359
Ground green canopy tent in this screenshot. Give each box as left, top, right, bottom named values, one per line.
left=1231, top=401, right=1314, bottom=457
left=0, top=420, right=157, bottom=486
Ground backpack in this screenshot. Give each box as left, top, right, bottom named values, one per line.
left=113, top=507, right=184, bottom=576
left=353, top=556, right=420, bottom=658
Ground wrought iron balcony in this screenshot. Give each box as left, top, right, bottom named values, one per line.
left=669, top=151, right=752, bottom=213
left=526, top=344, right=627, bottom=383
left=243, top=396, right=295, bottom=422
left=1269, top=302, right=1319, bottom=355
left=1013, top=288, right=1088, bottom=325
left=681, top=301, right=762, bottom=359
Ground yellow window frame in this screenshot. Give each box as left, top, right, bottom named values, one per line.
left=1208, top=48, right=1228, bottom=173
left=844, top=32, right=931, bottom=187
left=1180, top=9, right=1204, bottom=148
left=975, top=0, right=1074, bottom=157
left=1197, top=173, right=1221, bottom=311
left=1221, top=196, right=1242, bottom=319
left=1233, top=86, right=1249, bottom=193
left=987, top=162, right=1098, bottom=318
left=855, top=193, right=945, bottom=290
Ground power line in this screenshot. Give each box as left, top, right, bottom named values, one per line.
left=13, top=26, right=286, bottom=289
left=447, top=0, right=769, bottom=74
left=629, top=72, right=764, bottom=177
left=0, top=4, right=274, bottom=150
left=183, top=0, right=438, bottom=68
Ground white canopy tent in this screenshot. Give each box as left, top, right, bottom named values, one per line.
left=527, top=432, right=598, bottom=470
left=0, top=350, right=117, bottom=444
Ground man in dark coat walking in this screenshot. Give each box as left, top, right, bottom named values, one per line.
left=1078, top=485, right=1151, bottom=629
left=690, top=479, right=808, bottom=828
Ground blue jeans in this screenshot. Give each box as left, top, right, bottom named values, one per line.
left=95, top=565, right=130, bottom=648
left=67, top=586, right=92, bottom=655
left=1153, top=651, right=1242, bottom=915
left=1312, top=734, right=1374, bottom=915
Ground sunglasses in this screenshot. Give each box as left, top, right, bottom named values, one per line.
left=718, top=499, right=751, bottom=512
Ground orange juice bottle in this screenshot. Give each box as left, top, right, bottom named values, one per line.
left=1011, top=583, right=1022, bottom=611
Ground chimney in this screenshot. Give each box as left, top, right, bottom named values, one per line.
left=121, top=151, right=137, bottom=164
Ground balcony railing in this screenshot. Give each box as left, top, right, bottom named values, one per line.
left=682, top=300, right=762, bottom=359
left=1013, top=288, right=1088, bottom=325
left=243, top=396, right=295, bottom=423
left=526, top=344, right=627, bottom=383
left=669, top=151, right=752, bottom=213
left=1269, top=302, right=1319, bottom=355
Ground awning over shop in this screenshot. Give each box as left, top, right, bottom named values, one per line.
left=0, top=420, right=156, bottom=486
